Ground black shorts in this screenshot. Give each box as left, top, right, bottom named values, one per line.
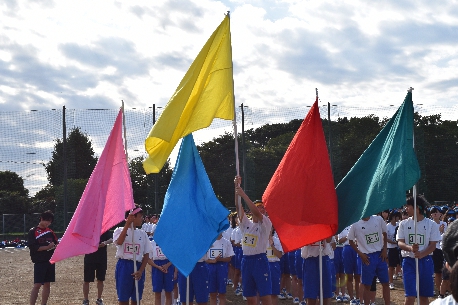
left=34, top=261, right=55, bottom=284
left=432, top=248, right=444, bottom=274
left=388, top=248, right=400, bottom=267
left=84, top=261, right=107, bottom=282
left=442, top=262, right=450, bottom=280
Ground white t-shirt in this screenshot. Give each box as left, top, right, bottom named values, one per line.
left=222, top=227, right=233, bottom=241
left=113, top=227, right=153, bottom=262
left=141, top=223, right=151, bottom=233
left=396, top=217, right=441, bottom=258
left=231, top=226, right=242, bottom=244
left=328, top=236, right=336, bottom=259
left=434, top=220, right=447, bottom=249
left=207, top=237, right=234, bottom=260
left=150, top=223, right=157, bottom=234
left=348, top=216, right=387, bottom=254
left=240, top=213, right=272, bottom=256
left=150, top=240, right=167, bottom=260
left=430, top=295, right=458, bottom=305
left=301, top=240, right=332, bottom=258
left=266, top=235, right=283, bottom=262
left=338, top=226, right=351, bottom=246
left=386, top=222, right=398, bottom=249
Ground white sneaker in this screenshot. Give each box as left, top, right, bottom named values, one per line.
left=389, top=283, right=395, bottom=290
left=342, top=294, right=350, bottom=302
left=243, top=296, right=247, bottom=301
left=293, top=297, right=300, bottom=304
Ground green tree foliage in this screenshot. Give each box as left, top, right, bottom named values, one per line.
left=129, top=156, right=173, bottom=214
left=30, top=184, right=57, bottom=213
left=44, top=127, right=97, bottom=186
left=414, top=114, right=458, bottom=202
left=0, top=171, right=30, bottom=214
left=0, top=170, right=29, bottom=196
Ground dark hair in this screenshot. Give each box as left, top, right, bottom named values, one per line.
left=231, top=213, right=237, bottom=229
left=124, top=204, right=143, bottom=218
left=40, top=210, right=54, bottom=222
left=388, top=210, right=401, bottom=222
left=406, top=195, right=429, bottom=212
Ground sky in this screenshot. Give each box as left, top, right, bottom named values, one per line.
left=1, top=0, right=458, bottom=112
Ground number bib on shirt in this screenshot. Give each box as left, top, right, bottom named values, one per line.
left=209, top=248, right=223, bottom=259
left=243, top=234, right=258, bottom=248
left=124, top=243, right=140, bottom=255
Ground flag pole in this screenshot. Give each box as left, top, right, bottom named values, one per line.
left=316, top=88, right=324, bottom=305
left=122, top=101, right=141, bottom=304
left=408, top=87, right=420, bottom=305
left=227, top=11, right=243, bottom=213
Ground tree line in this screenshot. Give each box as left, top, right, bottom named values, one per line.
left=1, top=113, right=457, bottom=221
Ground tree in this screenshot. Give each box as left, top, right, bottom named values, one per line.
left=44, top=127, right=97, bottom=186
left=0, top=171, right=29, bottom=196
left=129, top=156, right=173, bottom=214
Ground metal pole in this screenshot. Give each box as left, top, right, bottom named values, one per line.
left=63, top=106, right=68, bottom=230
left=153, top=104, right=158, bottom=214
left=328, top=102, right=333, bottom=166
left=240, top=103, right=246, bottom=191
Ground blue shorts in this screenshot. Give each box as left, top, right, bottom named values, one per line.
left=269, top=261, right=281, bottom=295
left=360, top=252, right=389, bottom=285
left=152, top=260, right=174, bottom=293
left=234, top=247, right=242, bottom=270
left=295, top=251, right=304, bottom=280
left=208, top=262, right=229, bottom=294
left=334, top=247, right=344, bottom=274
left=288, top=251, right=297, bottom=276
left=302, top=256, right=332, bottom=299
left=230, top=246, right=237, bottom=267
left=241, top=253, right=272, bottom=297
left=280, top=254, right=290, bottom=274
left=402, top=256, right=434, bottom=297
left=343, top=245, right=361, bottom=275
left=115, top=259, right=146, bottom=302
left=178, top=262, right=209, bottom=303
left=330, top=259, right=336, bottom=292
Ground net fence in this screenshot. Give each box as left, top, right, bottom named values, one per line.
left=1, top=102, right=457, bottom=239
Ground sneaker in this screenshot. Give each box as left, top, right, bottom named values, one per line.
left=342, top=294, right=350, bottom=302
left=300, top=301, right=307, bottom=305
left=227, top=279, right=233, bottom=286
left=293, top=297, right=300, bottom=304
left=336, top=296, right=343, bottom=303
left=243, top=296, right=247, bottom=301
left=392, top=274, right=397, bottom=280
left=278, top=293, right=287, bottom=300
left=350, top=299, right=359, bottom=305
left=96, top=299, right=105, bottom=305
left=287, top=293, right=293, bottom=300
left=83, top=300, right=89, bottom=305
left=397, top=272, right=402, bottom=278
left=389, top=283, right=395, bottom=290
left=376, top=278, right=380, bottom=283
left=235, top=287, right=242, bottom=296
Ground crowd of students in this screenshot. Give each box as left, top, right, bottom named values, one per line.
left=28, top=181, right=458, bottom=305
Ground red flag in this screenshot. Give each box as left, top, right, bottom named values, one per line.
left=263, top=98, right=338, bottom=252
left=50, top=109, right=135, bottom=263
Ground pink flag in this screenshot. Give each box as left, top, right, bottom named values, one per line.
left=50, top=109, right=135, bottom=263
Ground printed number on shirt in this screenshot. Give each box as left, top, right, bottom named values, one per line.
left=243, top=234, right=258, bottom=248
left=210, top=249, right=223, bottom=259
left=408, top=234, right=425, bottom=246
left=266, top=247, right=275, bottom=258
left=365, top=232, right=379, bottom=244
left=156, top=247, right=165, bottom=258
left=124, top=243, right=140, bottom=255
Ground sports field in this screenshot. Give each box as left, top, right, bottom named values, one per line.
left=1, top=246, right=406, bottom=304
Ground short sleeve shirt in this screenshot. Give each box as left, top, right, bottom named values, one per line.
left=240, top=213, right=272, bottom=255
left=396, top=217, right=440, bottom=258
left=348, top=216, right=387, bottom=254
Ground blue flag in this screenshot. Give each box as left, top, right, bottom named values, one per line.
left=154, top=134, right=230, bottom=277
left=336, top=91, right=421, bottom=232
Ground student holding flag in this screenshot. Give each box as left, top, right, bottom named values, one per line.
left=113, top=206, right=153, bottom=305
left=235, top=176, right=273, bottom=305
left=206, top=233, right=234, bottom=305
left=148, top=239, right=175, bottom=305
left=397, top=195, right=440, bottom=305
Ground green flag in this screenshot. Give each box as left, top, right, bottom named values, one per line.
left=336, top=91, right=420, bottom=232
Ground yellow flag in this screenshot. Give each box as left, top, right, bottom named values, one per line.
left=143, top=15, right=234, bottom=174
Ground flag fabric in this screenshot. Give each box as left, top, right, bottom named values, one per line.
left=50, top=109, right=135, bottom=263
left=154, top=134, right=230, bottom=277
left=336, top=91, right=420, bottom=233
left=263, top=98, right=338, bottom=252
left=143, top=15, right=234, bottom=174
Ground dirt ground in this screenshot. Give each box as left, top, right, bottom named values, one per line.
left=1, top=246, right=408, bottom=305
